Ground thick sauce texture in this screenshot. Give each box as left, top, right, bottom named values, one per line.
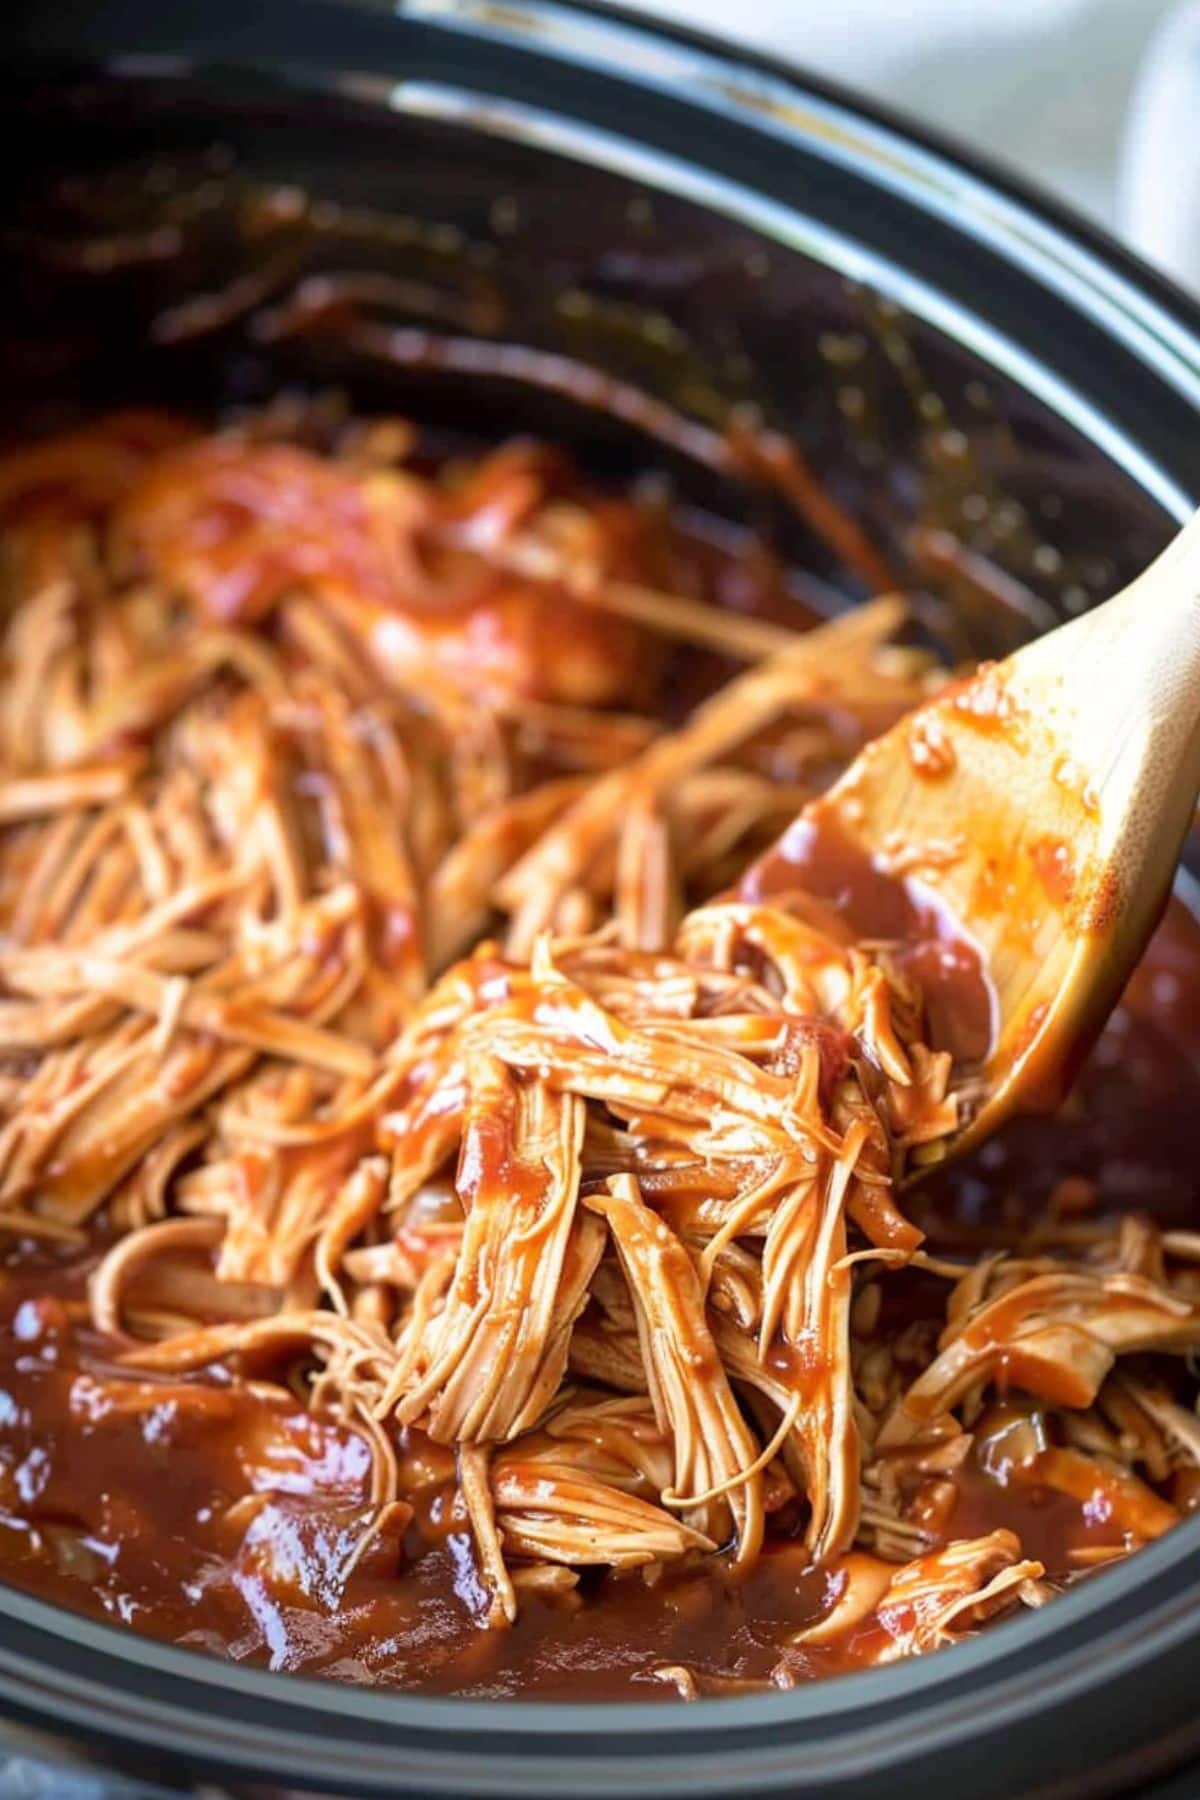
left=0, top=410, right=1196, bottom=1700
left=1, top=905, right=1197, bottom=1698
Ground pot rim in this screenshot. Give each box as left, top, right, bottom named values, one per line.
left=382, top=0, right=1200, bottom=520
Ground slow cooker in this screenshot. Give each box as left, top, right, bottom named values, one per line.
left=2, top=2, right=1200, bottom=1794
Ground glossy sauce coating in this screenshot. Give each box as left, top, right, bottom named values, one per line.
left=0, top=406, right=1193, bottom=1697
left=742, top=810, right=996, bottom=1064
left=1, top=898, right=1196, bottom=1697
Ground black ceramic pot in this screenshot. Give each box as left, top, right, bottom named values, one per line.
left=1, top=4, right=1200, bottom=1795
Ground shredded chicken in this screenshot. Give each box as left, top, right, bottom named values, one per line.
left=3, top=407, right=1199, bottom=1685
left=786, top=1530, right=1043, bottom=1665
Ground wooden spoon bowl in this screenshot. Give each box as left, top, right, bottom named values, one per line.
left=746, top=510, right=1200, bottom=1167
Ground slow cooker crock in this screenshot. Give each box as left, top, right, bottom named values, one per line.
left=2, top=2, right=1200, bottom=1795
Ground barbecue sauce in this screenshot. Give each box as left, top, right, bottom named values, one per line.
left=1, top=904, right=1196, bottom=1697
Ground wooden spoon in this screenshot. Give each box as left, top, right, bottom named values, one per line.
left=745, top=511, right=1200, bottom=1167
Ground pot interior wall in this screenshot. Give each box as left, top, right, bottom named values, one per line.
left=0, top=65, right=1174, bottom=668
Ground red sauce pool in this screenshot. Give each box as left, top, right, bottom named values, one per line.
left=1, top=900, right=1197, bottom=1697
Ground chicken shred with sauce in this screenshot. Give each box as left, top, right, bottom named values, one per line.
left=1, top=407, right=1199, bottom=1699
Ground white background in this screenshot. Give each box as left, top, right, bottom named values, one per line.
left=635, top=0, right=1200, bottom=293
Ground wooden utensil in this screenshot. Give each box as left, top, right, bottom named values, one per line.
left=748, top=510, right=1200, bottom=1167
